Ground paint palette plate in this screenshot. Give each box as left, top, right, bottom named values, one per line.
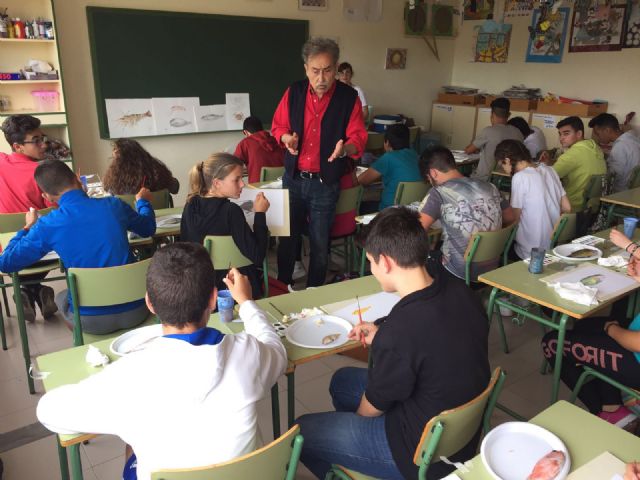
left=552, top=244, right=602, bottom=263
left=110, top=324, right=163, bottom=356
left=285, top=315, right=352, bottom=349
left=481, top=422, right=570, bottom=480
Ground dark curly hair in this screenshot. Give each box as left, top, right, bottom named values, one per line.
left=1, top=114, right=41, bottom=147
left=102, top=138, right=179, bottom=195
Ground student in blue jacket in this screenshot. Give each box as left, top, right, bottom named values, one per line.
left=0, top=160, right=156, bottom=335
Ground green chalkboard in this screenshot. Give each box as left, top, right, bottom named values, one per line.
left=86, top=7, right=309, bottom=139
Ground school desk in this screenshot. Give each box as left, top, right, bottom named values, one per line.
left=455, top=400, right=640, bottom=479
left=478, top=228, right=640, bottom=405
left=36, top=275, right=383, bottom=480
left=127, top=207, right=183, bottom=247
left=601, top=186, right=640, bottom=224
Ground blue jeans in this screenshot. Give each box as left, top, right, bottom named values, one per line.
left=277, top=175, right=340, bottom=287
left=296, top=367, right=404, bottom=479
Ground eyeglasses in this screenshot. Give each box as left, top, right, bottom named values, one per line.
left=22, top=135, right=49, bottom=145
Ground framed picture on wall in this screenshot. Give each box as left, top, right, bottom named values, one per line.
left=299, top=0, right=328, bottom=11
left=624, top=0, right=640, bottom=48
left=569, top=3, right=626, bottom=52
left=385, top=48, right=407, bottom=69
left=526, top=7, right=570, bottom=63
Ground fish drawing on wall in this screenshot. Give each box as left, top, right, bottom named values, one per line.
left=117, top=111, right=152, bottom=127
left=169, top=117, right=191, bottom=128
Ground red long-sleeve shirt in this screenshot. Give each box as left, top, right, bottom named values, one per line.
left=271, top=82, right=367, bottom=172
left=0, top=152, right=51, bottom=213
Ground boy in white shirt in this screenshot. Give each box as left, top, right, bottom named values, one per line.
left=36, top=242, right=287, bottom=480
left=495, top=139, right=571, bottom=260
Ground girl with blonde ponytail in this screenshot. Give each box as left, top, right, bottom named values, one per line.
left=181, top=153, right=270, bottom=297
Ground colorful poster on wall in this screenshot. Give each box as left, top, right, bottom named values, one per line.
left=569, top=2, right=627, bottom=52
left=526, top=7, right=570, bottom=63
left=463, top=0, right=495, bottom=20
left=474, top=20, right=512, bottom=63
left=624, top=0, right=640, bottom=47
left=504, top=0, right=534, bottom=17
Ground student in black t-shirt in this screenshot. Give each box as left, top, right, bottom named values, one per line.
left=297, top=207, right=490, bottom=480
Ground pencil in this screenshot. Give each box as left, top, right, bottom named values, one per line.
left=356, top=295, right=366, bottom=348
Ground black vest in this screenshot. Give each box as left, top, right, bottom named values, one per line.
left=285, top=79, right=358, bottom=185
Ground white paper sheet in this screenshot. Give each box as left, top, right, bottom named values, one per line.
left=322, top=291, right=401, bottom=325
left=151, top=97, right=199, bottom=135
left=566, top=451, right=625, bottom=480
left=105, top=98, right=156, bottom=138
left=194, top=104, right=227, bottom=132
left=225, top=93, right=251, bottom=130
left=230, top=188, right=290, bottom=237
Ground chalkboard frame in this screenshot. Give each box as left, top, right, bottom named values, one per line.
left=86, top=6, right=309, bottom=139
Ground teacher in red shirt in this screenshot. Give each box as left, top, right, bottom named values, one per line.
left=271, top=37, right=367, bottom=287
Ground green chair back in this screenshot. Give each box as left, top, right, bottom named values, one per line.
left=365, top=132, right=384, bottom=154
left=116, top=189, right=171, bottom=210
left=260, top=166, right=285, bottom=182
left=581, top=174, right=605, bottom=212
left=550, top=213, right=577, bottom=248
left=464, top=223, right=518, bottom=285
left=330, top=368, right=506, bottom=480
left=151, top=425, right=304, bottom=480
left=393, top=181, right=431, bottom=206
left=409, top=126, right=420, bottom=152
left=365, top=105, right=374, bottom=128
left=0, top=208, right=54, bottom=233
left=0, top=232, right=15, bottom=251
left=335, top=185, right=363, bottom=216
left=67, top=259, right=152, bottom=346
left=204, top=235, right=269, bottom=296
left=629, top=166, right=640, bottom=189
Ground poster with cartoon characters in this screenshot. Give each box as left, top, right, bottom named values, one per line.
left=474, top=20, right=512, bottom=63
left=526, top=7, right=570, bottom=63
left=569, top=2, right=626, bottom=52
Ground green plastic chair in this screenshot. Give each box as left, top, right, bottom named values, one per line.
left=550, top=213, right=577, bottom=248
left=151, top=425, right=303, bottom=480
left=116, top=189, right=172, bottom=210
left=628, top=166, right=640, bottom=189
left=327, top=368, right=506, bottom=480
left=570, top=366, right=640, bottom=410
left=67, top=259, right=156, bottom=347
left=365, top=133, right=385, bottom=155
left=409, top=126, right=421, bottom=152
left=393, top=181, right=431, bottom=206
left=330, top=185, right=364, bottom=273
left=580, top=174, right=605, bottom=213
left=260, top=166, right=285, bottom=182
left=204, top=235, right=269, bottom=298
left=463, top=223, right=518, bottom=286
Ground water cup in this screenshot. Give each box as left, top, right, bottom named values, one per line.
left=80, top=175, right=88, bottom=192
left=623, top=217, right=639, bottom=240
left=528, top=248, right=545, bottom=274
left=217, top=290, right=234, bottom=323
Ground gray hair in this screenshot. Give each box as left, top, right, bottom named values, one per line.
left=301, top=37, right=340, bottom=64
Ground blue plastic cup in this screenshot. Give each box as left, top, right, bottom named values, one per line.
left=528, top=248, right=545, bottom=274
left=80, top=175, right=88, bottom=192
left=217, top=290, right=234, bottom=323
left=623, top=217, right=639, bottom=240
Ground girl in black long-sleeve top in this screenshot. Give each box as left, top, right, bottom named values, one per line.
left=180, top=153, right=270, bottom=298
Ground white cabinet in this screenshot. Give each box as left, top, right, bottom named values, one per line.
left=430, top=103, right=477, bottom=150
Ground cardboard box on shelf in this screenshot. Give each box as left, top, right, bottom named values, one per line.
left=536, top=101, right=608, bottom=117
left=437, top=92, right=484, bottom=106
left=484, top=95, right=537, bottom=111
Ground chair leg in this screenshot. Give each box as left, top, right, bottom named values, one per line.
left=12, top=274, right=35, bottom=394
left=0, top=302, right=6, bottom=351
left=270, top=384, right=281, bottom=440
left=69, top=444, right=83, bottom=480
left=570, top=369, right=592, bottom=404
left=2, top=285, right=10, bottom=317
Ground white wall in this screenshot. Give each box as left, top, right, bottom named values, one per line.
left=450, top=14, right=640, bottom=125
left=52, top=0, right=454, bottom=206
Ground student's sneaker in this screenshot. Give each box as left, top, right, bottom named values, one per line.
left=20, top=290, right=36, bottom=323
left=292, top=261, right=306, bottom=280
left=36, top=285, right=58, bottom=319
left=598, top=406, right=637, bottom=428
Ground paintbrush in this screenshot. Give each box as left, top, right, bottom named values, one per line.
left=356, top=295, right=366, bottom=348
left=269, top=302, right=285, bottom=317
left=141, top=175, right=147, bottom=189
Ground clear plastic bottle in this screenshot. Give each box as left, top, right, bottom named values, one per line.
left=0, top=17, right=7, bottom=38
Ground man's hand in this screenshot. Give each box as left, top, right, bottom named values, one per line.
left=328, top=139, right=345, bottom=163
left=625, top=462, right=640, bottom=480
left=24, top=207, right=38, bottom=231
left=135, top=187, right=152, bottom=203
left=628, top=256, right=640, bottom=281
left=348, top=323, right=378, bottom=346
left=611, top=228, right=632, bottom=250
left=222, top=267, right=252, bottom=304
left=281, top=133, right=299, bottom=155
left=253, top=192, right=270, bottom=213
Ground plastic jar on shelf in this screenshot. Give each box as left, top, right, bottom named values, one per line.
left=31, top=90, right=59, bottom=112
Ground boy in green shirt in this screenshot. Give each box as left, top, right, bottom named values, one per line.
left=553, top=116, right=606, bottom=212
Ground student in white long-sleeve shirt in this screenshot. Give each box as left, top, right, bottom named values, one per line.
left=36, top=242, right=287, bottom=480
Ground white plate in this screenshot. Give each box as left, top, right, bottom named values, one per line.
left=156, top=214, right=182, bottom=228
left=285, top=314, right=353, bottom=349
left=552, top=244, right=602, bottom=263
left=110, top=324, right=163, bottom=356
left=481, top=422, right=571, bottom=480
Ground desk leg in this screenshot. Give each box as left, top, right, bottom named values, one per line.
left=606, top=204, right=615, bottom=225
left=69, top=444, right=83, bottom=480
left=0, top=302, right=6, bottom=350
left=487, top=288, right=509, bottom=354
left=12, top=274, right=35, bottom=394
left=287, top=371, right=295, bottom=428
left=270, top=383, right=281, bottom=440
left=551, top=314, right=569, bottom=404
left=57, top=441, right=70, bottom=480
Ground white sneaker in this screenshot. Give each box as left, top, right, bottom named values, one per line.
left=292, top=261, right=306, bottom=280
left=499, top=305, right=514, bottom=317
